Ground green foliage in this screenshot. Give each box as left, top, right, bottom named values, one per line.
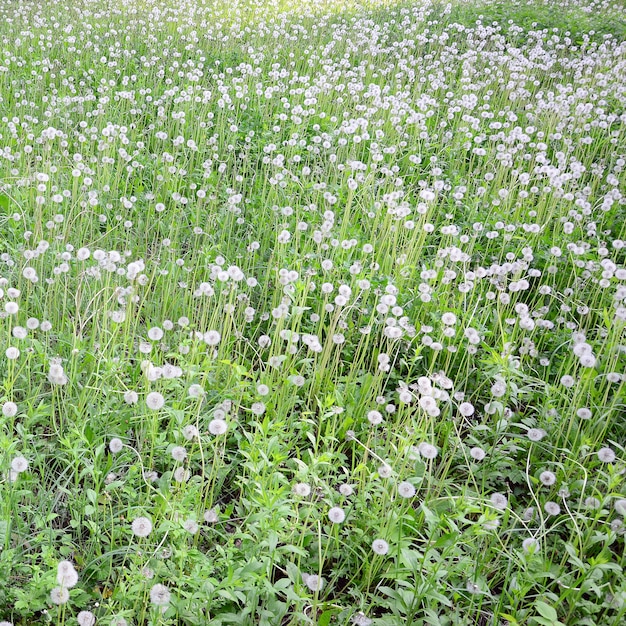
left=0, top=0, right=625, bottom=624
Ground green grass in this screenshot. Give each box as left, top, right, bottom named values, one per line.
left=0, top=0, right=625, bottom=624
left=443, top=0, right=626, bottom=44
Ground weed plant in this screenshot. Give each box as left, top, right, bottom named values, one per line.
left=0, top=0, right=625, bottom=624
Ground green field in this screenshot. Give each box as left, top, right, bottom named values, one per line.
left=0, top=0, right=625, bottom=624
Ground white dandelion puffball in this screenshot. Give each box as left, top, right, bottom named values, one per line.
left=522, top=537, right=540, bottom=554
left=544, top=501, right=561, bottom=516
left=50, top=586, right=70, bottom=605
left=302, top=573, right=324, bottom=592
left=146, top=391, right=165, bottom=410
left=182, top=425, right=199, bottom=440
left=188, top=384, right=205, bottom=398
left=372, top=539, right=389, bottom=555
left=173, top=467, right=190, bottom=482
left=148, top=326, right=164, bottom=341
left=131, top=516, right=153, bottom=538
left=171, top=446, right=187, bottom=462
left=378, top=463, right=393, bottom=478
left=527, top=428, right=547, bottom=442
left=539, top=471, right=557, bottom=486
left=459, top=402, right=475, bottom=417
left=57, top=560, right=79, bottom=588
left=124, top=390, right=138, bottom=405
left=109, top=438, right=123, bottom=454
left=204, top=330, right=221, bottom=346
left=2, top=401, right=18, bottom=417
left=367, top=410, right=383, bottom=425
left=490, top=493, right=508, bottom=510
left=397, top=481, right=416, bottom=498
left=183, top=519, right=199, bottom=534
left=441, top=312, right=457, bottom=325
left=418, top=442, right=438, bottom=459
left=339, top=483, right=354, bottom=496
left=597, top=447, right=616, bottom=463
left=208, top=419, right=228, bottom=435
left=328, top=507, right=346, bottom=523
left=11, top=456, right=29, bottom=473
left=293, top=482, right=311, bottom=497
left=77, top=611, right=96, bottom=626
left=149, top=583, right=171, bottom=606
left=5, top=347, right=20, bottom=360
left=470, top=447, right=486, bottom=461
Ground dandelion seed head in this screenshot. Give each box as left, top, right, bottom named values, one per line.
left=441, top=312, right=457, bottom=325
left=351, top=612, right=373, bottom=626
left=466, top=581, right=481, bottom=594
left=302, top=573, right=324, bottom=592
left=418, top=442, right=438, bottom=459
left=109, top=438, right=123, bottom=454
left=131, top=516, right=153, bottom=538
left=204, top=330, right=221, bottom=346
left=544, top=501, right=561, bottom=516
left=372, top=539, right=389, bottom=555
left=123, top=390, right=138, bottom=405
left=377, top=464, right=393, bottom=478
left=470, top=446, right=486, bottom=461
left=148, top=326, right=164, bottom=341
left=522, top=537, right=539, bottom=554
left=5, top=347, right=20, bottom=360
left=208, top=418, right=228, bottom=435
left=367, top=409, right=383, bottom=425
left=171, top=446, right=187, bottom=462
left=491, top=380, right=507, bottom=397
left=527, top=428, right=547, bottom=442
left=539, top=471, right=556, bottom=486
left=188, top=384, right=205, bottom=398
left=149, top=583, right=171, bottom=606
left=293, top=482, right=311, bottom=497
left=459, top=402, right=475, bottom=416
left=328, top=506, right=346, bottom=523
left=77, top=611, right=96, bottom=626
left=251, top=402, right=266, bottom=415
left=490, top=492, right=508, bottom=510
left=397, top=481, right=416, bottom=498
left=183, top=519, right=199, bottom=534
left=339, top=483, right=354, bottom=496
left=146, top=391, right=165, bottom=410
left=56, top=560, right=78, bottom=588
left=598, top=447, right=616, bottom=463
left=50, top=586, right=70, bottom=605
left=173, top=467, right=190, bottom=482
left=11, top=456, right=29, bottom=473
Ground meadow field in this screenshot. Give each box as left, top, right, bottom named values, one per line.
left=0, top=0, right=625, bottom=624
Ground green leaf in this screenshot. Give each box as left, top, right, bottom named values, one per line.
left=535, top=600, right=558, bottom=621
left=319, top=609, right=341, bottom=626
